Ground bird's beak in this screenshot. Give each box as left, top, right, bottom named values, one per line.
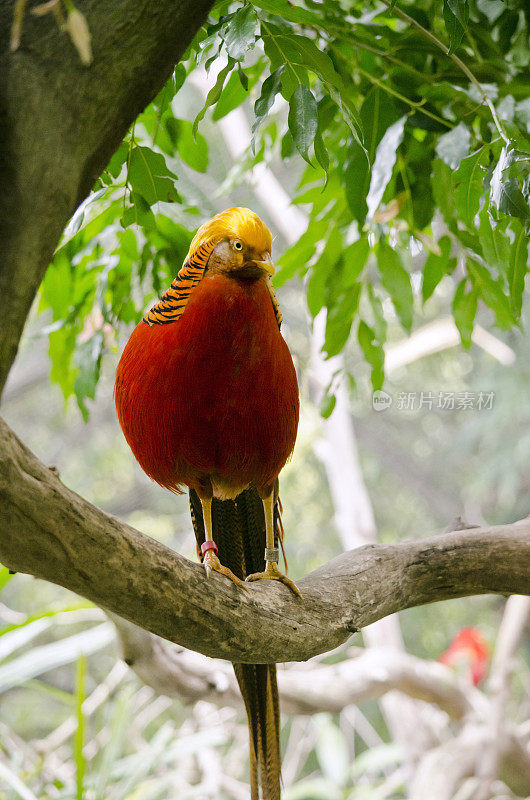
left=252, top=253, right=275, bottom=277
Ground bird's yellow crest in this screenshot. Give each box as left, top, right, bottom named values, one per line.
left=187, top=207, right=273, bottom=259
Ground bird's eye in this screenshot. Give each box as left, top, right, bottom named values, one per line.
left=233, top=240, right=243, bottom=251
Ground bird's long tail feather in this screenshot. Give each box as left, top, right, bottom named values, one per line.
left=190, top=486, right=281, bottom=800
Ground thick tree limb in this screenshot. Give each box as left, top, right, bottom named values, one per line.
left=0, top=0, right=213, bottom=395
left=1, top=416, right=528, bottom=664
left=110, top=613, right=483, bottom=719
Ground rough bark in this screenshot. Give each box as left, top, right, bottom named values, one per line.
left=0, top=416, right=528, bottom=664
left=111, top=614, right=483, bottom=719
left=0, top=0, right=213, bottom=395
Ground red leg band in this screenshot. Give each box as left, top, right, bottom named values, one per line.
left=201, top=540, right=218, bottom=556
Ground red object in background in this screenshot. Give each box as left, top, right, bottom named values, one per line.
left=439, top=627, right=490, bottom=685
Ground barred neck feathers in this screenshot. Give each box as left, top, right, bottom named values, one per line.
left=143, top=240, right=214, bottom=326
left=143, top=207, right=273, bottom=326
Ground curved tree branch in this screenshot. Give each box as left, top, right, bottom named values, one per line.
left=110, top=613, right=483, bottom=719
left=0, top=0, right=213, bottom=395
left=1, top=416, right=528, bottom=664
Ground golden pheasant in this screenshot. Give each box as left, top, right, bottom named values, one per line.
left=114, top=207, right=300, bottom=799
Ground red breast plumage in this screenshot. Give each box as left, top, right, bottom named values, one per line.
left=115, top=272, right=299, bottom=495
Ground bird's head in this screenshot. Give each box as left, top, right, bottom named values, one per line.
left=188, top=207, right=274, bottom=280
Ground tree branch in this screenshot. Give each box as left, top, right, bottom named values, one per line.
left=0, top=0, right=213, bottom=395
left=1, top=416, right=528, bottom=664
left=110, top=613, right=483, bottom=719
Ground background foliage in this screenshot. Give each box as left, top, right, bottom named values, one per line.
left=38, top=0, right=529, bottom=413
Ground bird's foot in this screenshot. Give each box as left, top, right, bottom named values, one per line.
left=245, top=562, right=302, bottom=598
left=203, top=549, right=248, bottom=591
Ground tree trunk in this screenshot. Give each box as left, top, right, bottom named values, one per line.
left=0, top=0, right=213, bottom=395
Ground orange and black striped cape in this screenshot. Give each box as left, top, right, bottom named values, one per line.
left=144, top=239, right=282, bottom=328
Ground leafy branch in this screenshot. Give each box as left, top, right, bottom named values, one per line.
left=379, top=0, right=510, bottom=145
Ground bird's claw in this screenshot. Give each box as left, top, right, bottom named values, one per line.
left=203, top=550, right=249, bottom=591
left=245, top=562, right=302, bottom=598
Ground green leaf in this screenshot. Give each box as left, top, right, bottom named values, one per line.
left=324, top=284, right=361, bottom=357
left=478, top=206, right=510, bottom=272
left=422, top=236, right=456, bottom=302
left=106, top=142, right=129, bottom=179
left=490, top=148, right=528, bottom=207
left=271, top=33, right=362, bottom=140
left=507, top=222, right=528, bottom=317
left=252, top=0, right=320, bottom=25
left=238, top=64, right=249, bottom=91
left=366, top=285, right=387, bottom=343
left=432, top=159, right=458, bottom=225
left=56, top=198, right=123, bottom=254
left=435, top=122, right=470, bottom=169
left=452, top=279, right=477, bottom=347
left=261, top=24, right=308, bottom=100
left=490, top=152, right=530, bottom=223
left=165, top=119, right=208, bottom=172
left=320, top=388, right=337, bottom=419
left=288, top=85, right=318, bottom=164
left=174, top=63, right=186, bottom=95
left=261, top=27, right=341, bottom=89
left=128, top=146, right=180, bottom=205
left=42, top=252, right=73, bottom=319
left=260, top=25, right=362, bottom=144
left=152, top=72, right=177, bottom=115
left=275, top=220, right=328, bottom=288
left=74, top=331, right=104, bottom=421
left=193, top=58, right=235, bottom=134
left=306, top=229, right=342, bottom=317
left=121, top=191, right=156, bottom=231
left=281, top=129, right=294, bottom=158
left=467, top=258, right=514, bottom=329
left=49, top=326, right=77, bottom=400
left=453, top=145, right=490, bottom=228
left=252, top=67, right=284, bottom=144
left=358, top=320, right=384, bottom=390
left=325, top=83, right=363, bottom=148
left=443, top=0, right=469, bottom=54
left=213, top=65, right=262, bottom=120
left=345, top=89, right=399, bottom=225
left=448, top=0, right=469, bottom=28
left=0, top=567, right=14, bottom=592
left=342, top=237, right=370, bottom=287
left=223, top=5, right=257, bottom=60
left=377, top=242, right=413, bottom=332
left=314, top=125, right=329, bottom=180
